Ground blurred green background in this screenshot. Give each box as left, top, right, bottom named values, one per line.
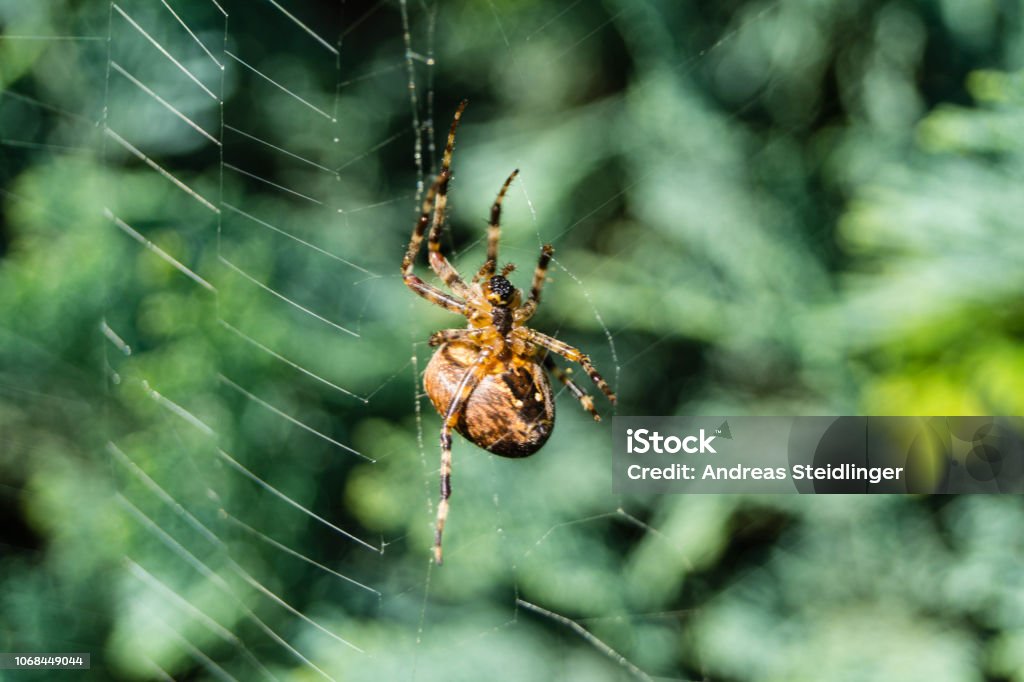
left=2, top=0, right=1024, bottom=680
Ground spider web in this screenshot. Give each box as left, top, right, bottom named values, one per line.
left=0, top=1, right=816, bottom=679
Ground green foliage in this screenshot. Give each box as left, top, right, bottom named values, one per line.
left=1, top=0, right=1023, bottom=680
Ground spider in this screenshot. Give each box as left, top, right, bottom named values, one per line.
left=401, top=101, right=616, bottom=564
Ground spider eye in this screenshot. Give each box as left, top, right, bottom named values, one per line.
left=487, top=275, right=516, bottom=305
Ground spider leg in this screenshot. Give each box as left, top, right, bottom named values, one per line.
left=429, top=328, right=485, bottom=347
left=513, top=243, right=554, bottom=323
left=434, top=347, right=492, bottom=565
left=426, top=101, right=472, bottom=299
left=543, top=354, right=600, bottom=421
left=514, top=327, right=616, bottom=405
left=402, top=172, right=469, bottom=315
left=473, top=169, right=519, bottom=283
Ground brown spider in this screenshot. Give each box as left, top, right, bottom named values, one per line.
left=401, top=101, right=617, bottom=564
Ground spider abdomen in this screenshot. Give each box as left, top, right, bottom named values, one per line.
left=424, top=342, right=555, bottom=458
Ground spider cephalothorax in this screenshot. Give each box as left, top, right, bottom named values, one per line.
left=401, top=101, right=616, bottom=564
left=485, top=275, right=517, bottom=306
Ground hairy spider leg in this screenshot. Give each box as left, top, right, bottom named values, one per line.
left=543, top=354, right=600, bottom=421
left=426, top=101, right=473, bottom=299
left=474, top=169, right=520, bottom=283
left=515, top=327, right=617, bottom=405
left=429, top=328, right=486, bottom=347
left=402, top=172, right=468, bottom=315
left=513, top=243, right=554, bottom=323
left=434, top=347, right=493, bottom=564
